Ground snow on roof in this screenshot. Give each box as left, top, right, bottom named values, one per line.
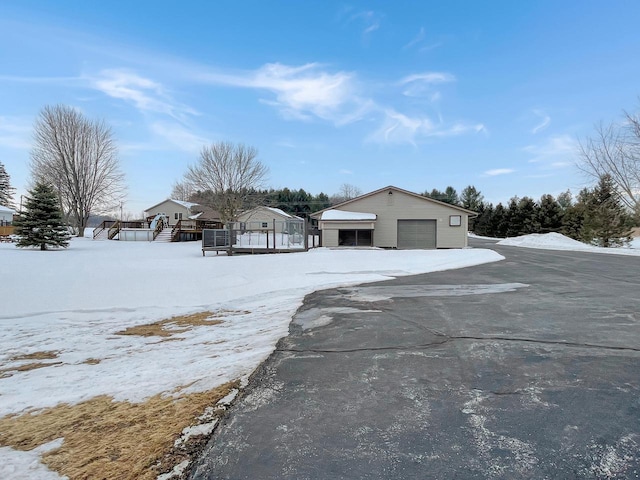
left=264, top=206, right=294, bottom=218
left=0, top=205, right=15, bottom=214
left=188, top=212, right=203, bottom=220
left=321, top=209, right=376, bottom=221
left=171, top=199, right=198, bottom=209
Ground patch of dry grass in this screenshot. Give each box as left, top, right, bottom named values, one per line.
left=11, top=351, right=59, bottom=361
left=116, top=311, right=226, bottom=338
left=1, top=351, right=62, bottom=378
left=0, top=381, right=239, bottom=480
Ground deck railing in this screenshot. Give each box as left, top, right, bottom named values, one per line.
left=108, top=221, right=121, bottom=240
left=171, top=219, right=182, bottom=242
left=152, top=218, right=165, bottom=240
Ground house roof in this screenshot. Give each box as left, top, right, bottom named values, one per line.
left=189, top=204, right=221, bottom=221
left=242, top=206, right=301, bottom=220
left=320, top=210, right=376, bottom=221
left=311, top=185, right=477, bottom=218
left=144, top=198, right=198, bottom=212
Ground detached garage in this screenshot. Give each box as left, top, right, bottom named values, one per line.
left=312, top=186, right=474, bottom=249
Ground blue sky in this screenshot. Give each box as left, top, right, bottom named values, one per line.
left=1, top=1, right=640, bottom=215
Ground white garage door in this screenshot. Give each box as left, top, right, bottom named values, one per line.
left=397, top=220, right=436, bottom=249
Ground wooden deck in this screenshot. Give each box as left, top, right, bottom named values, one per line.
left=0, top=225, right=14, bottom=241
left=202, top=246, right=305, bottom=256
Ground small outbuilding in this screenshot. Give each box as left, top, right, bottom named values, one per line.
left=311, top=186, right=474, bottom=249
left=238, top=206, right=303, bottom=234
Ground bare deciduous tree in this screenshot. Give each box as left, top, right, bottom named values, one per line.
left=30, top=105, right=125, bottom=237
left=331, top=183, right=362, bottom=204
left=170, top=180, right=196, bottom=202
left=184, top=142, right=268, bottom=224
left=578, top=110, right=640, bottom=214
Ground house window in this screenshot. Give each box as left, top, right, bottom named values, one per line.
left=339, top=229, right=373, bottom=247
left=175, top=213, right=182, bottom=220
left=262, top=222, right=268, bottom=228
left=449, top=215, right=462, bottom=227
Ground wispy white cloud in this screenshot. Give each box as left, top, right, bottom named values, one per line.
left=531, top=109, right=551, bottom=134
left=199, top=62, right=373, bottom=125
left=339, top=169, right=353, bottom=175
left=340, top=9, right=382, bottom=37
left=149, top=122, right=209, bottom=153
left=402, top=27, right=443, bottom=52
left=403, top=27, right=425, bottom=50
left=275, top=140, right=296, bottom=148
left=0, top=74, right=83, bottom=86
left=399, top=72, right=456, bottom=85
left=90, top=69, right=198, bottom=121
left=524, top=134, right=576, bottom=164
left=398, top=72, right=456, bottom=99
left=0, top=117, right=32, bottom=150
left=367, top=109, right=485, bottom=145
left=484, top=168, right=515, bottom=176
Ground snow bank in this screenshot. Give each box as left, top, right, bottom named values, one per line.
left=497, top=232, right=640, bottom=255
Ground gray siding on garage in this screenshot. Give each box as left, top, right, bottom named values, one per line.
left=397, top=219, right=436, bottom=249
left=325, top=189, right=468, bottom=248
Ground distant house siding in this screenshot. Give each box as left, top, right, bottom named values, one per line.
left=0, top=210, right=13, bottom=225
left=323, top=188, right=469, bottom=249
left=145, top=200, right=191, bottom=226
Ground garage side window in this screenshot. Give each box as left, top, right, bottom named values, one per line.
left=449, top=215, right=462, bottom=227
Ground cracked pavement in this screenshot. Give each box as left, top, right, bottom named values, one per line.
left=190, top=239, right=640, bottom=479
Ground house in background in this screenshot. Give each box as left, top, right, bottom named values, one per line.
left=311, top=186, right=474, bottom=249
left=0, top=205, right=14, bottom=226
left=144, top=199, right=199, bottom=226
left=0, top=205, right=15, bottom=239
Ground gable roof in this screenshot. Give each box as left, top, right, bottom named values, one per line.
left=311, top=185, right=476, bottom=217
left=241, top=206, right=302, bottom=220
left=145, top=198, right=199, bottom=212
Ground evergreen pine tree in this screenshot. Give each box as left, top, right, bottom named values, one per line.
left=492, top=203, right=508, bottom=237
left=581, top=174, right=633, bottom=247
left=517, top=196, right=540, bottom=234
left=473, top=203, right=492, bottom=236
left=538, top=194, right=564, bottom=233
left=460, top=185, right=484, bottom=211
left=505, top=197, right=522, bottom=237
left=562, top=188, right=589, bottom=240
left=443, top=186, right=459, bottom=205
left=0, top=161, right=15, bottom=208
left=14, top=182, right=70, bottom=250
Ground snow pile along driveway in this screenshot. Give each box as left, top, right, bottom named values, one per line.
left=498, top=232, right=640, bottom=255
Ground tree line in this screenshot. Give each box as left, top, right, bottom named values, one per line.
left=428, top=178, right=636, bottom=247
left=5, top=99, right=640, bottom=250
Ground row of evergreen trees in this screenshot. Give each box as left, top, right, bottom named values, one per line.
left=471, top=175, right=635, bottom=247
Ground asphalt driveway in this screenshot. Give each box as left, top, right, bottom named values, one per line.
left=190, top=240, right=640, bottom=479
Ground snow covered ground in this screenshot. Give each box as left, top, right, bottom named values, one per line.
left=497, top=232, right=640, bottom=255
left=0, top=238, right=502, bottom=478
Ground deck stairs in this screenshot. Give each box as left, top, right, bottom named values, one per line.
left=93, top=228, right=109, bottom=240
left=154, top=226, right=173, bottom=242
